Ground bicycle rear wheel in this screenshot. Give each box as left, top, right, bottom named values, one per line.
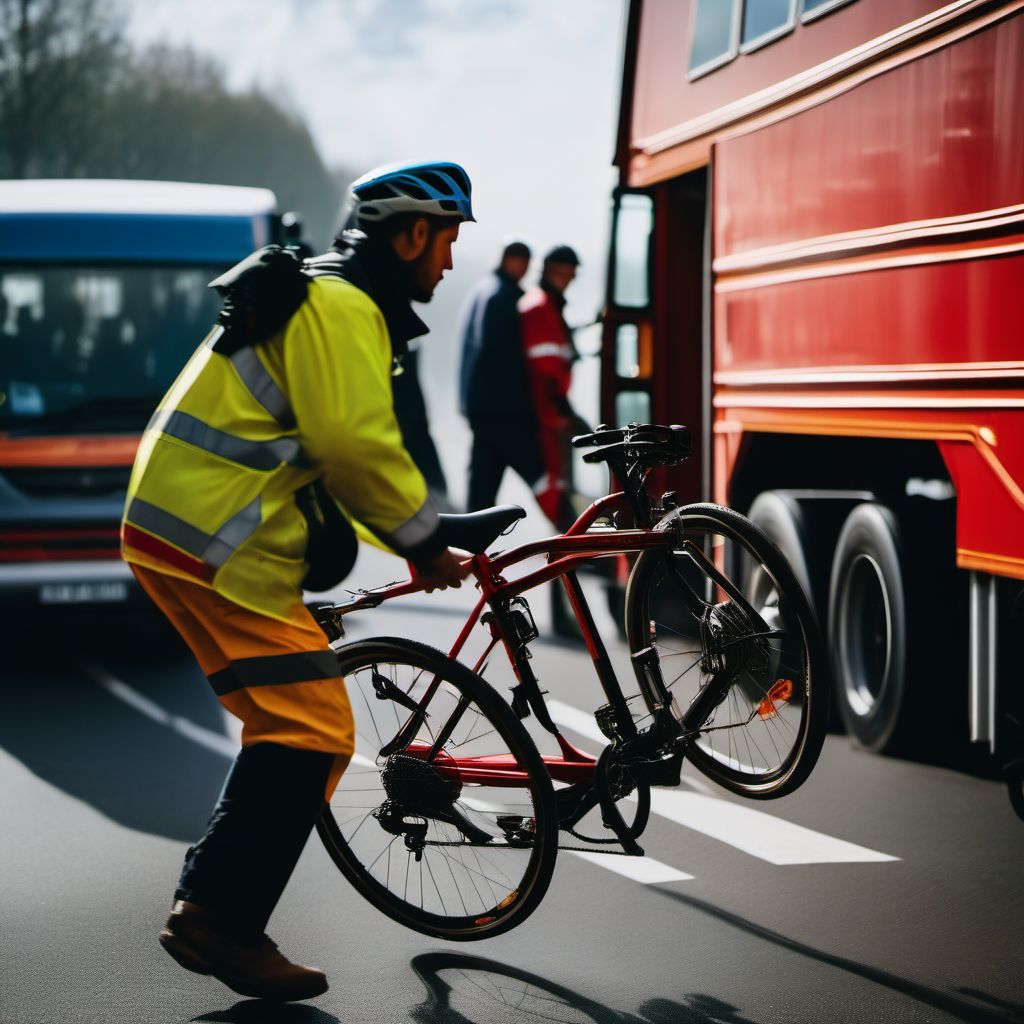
left=624, top=504, right=829, bottom=798
left=317, top=637, right=558, bottom=940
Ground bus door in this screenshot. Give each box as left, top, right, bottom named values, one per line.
left=601, top=170, right=708, bottom=505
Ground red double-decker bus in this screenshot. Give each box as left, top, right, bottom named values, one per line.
left=600, top=0, right=1023, bottom=775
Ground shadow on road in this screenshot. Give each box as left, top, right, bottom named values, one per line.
left=0, top=616, right=231, bottom=842
left=193, top=1001, right=341, bottom=1024
left=408, top=952, right=759, bottom=1024
left=651, top=890, right=1023, bottom=1024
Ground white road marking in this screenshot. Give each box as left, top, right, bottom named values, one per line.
left=645, top=789, right=898, bottom=865
left=81, top=659, right=238, bottom=758
left=546, top=698, right=897, bottom=865
left=566, top=849, right=693, bottom=884
left=85, top=662, right=896, bottom=871
left=461, top=796, right=693, bottom=885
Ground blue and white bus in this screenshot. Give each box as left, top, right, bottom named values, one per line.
left=0, top=179, right=282, bottom=609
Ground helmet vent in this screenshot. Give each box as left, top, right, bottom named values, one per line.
left=438, top=199, right=459, bottom=212
left=355, top=183, right=396, bottom=201
left=437, top=164, right=469, bottom=193
left=418, top=171, right=450, bottom=193
left=396, top=177, right=430, bottom=200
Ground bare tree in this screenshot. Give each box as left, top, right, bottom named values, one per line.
left=0, top=1, right=350, bottom=246
left=0, top=0, right=124, bottom=177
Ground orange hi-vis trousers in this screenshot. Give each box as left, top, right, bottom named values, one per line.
left=132, top=565, right=354, bottom=797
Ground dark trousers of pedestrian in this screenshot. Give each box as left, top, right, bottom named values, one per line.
left=469, top=415, right=581, bottom=639
left=466, top=415, right=545, bottom=512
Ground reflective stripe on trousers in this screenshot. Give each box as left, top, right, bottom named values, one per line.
left=208, top=651, right=342, bottom=696
left=131, top=564, right=354, bottom=798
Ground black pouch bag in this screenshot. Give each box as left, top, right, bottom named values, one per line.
left=295, top=478, right=358, bottom=592
left=207, top=245, right=309, bottom=356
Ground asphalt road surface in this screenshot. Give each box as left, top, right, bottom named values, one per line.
left=2, top=547, right=1022, bottom=1024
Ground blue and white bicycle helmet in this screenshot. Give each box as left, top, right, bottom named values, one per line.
left=349, top=160, right=475, bottom=225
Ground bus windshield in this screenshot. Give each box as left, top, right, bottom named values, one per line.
left=0, top=265, right=223, bottom=435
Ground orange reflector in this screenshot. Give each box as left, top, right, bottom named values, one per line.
left=474, top=915, right=496, bottom=925
left=497, top=890, right=519, bottom=910
left=757, top=678, right=794, bottom=719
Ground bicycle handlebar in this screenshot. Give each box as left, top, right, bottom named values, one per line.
left=571, top=422, right=692, bottom=469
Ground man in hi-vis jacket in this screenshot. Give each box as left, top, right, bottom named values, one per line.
left=121, top=161, right=474, bottom=1001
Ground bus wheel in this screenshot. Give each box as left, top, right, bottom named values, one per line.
left=829, top=503, right=909, bottom=753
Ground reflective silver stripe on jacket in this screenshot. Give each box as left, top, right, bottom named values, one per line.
left=384, top=498, right=441, bottom=553
left=527, top=342, right=574, bottom=361
left=229, top=347, right=295, bottom=427
left=126, top=496, right=262, bottom=569
left=151, top=409, right=306, bottom=471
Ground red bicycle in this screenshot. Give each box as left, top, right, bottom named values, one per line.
left=315, top=424, right=829, bottom=940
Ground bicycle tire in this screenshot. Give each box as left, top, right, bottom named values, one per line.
left=624, top=504, right=830, bottom=799
left=317, top=637, right=558, bottom=940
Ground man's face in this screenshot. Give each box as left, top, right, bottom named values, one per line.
left=501, top=255, right=530, bottom=283
left=543, top=261, right=577, bottom=294
left=410, top=220, right=461, bottom=302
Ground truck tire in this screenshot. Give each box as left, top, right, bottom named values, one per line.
left=746, top=492, right=816, bottom=612
left=828, top=503, right=910, bottom=753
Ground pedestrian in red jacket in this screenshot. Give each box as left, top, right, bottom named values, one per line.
left=519, top=244, right=589, bottom=531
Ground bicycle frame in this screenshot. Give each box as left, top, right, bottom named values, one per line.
left=325, top=491, right=685, bottom=791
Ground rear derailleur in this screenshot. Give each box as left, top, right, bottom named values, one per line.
left=373, top=753, right=492, bottom=860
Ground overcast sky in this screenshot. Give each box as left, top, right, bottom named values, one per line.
left=127, top=0, right=627, bottom=320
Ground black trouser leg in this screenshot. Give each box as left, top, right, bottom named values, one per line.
left=468, top=417, right=545, bottom=512
left=467, top=426, right=507, bottom=512
left=175, top=742, right=334, bottom=939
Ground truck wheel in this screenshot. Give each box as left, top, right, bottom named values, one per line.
left=829, top=503, right=909, bottom=753
left=747, top=492, right=816, bottom=612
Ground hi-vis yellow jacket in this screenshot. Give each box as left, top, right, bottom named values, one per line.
left=121, top=276, right=441, bottom=622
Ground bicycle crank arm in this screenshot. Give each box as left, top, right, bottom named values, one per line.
left=595, top=745, right=644, bottom=856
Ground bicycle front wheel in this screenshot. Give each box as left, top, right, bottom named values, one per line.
left=318, top=638, right=558, bottom=940
left=624, top=504, right=829, bottom=798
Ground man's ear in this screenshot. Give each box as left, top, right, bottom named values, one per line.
left=390, top=217, right=430, bottom=262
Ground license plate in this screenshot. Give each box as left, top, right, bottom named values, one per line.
left=39, top=581, right=129, bottom=604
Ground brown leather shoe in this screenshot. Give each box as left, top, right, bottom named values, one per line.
left=159, top=900, right=328, bottom=1002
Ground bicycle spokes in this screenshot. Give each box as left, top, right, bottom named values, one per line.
left=640, top=534, right=812, bottom=782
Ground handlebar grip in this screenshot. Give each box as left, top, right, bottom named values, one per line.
left=572, top=428, right=625, bottom=449
left=581, top=440, right=659, bottom=463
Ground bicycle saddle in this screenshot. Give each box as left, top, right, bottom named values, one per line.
left=437, top=504, right=526, bottom=554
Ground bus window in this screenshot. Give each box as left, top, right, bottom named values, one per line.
left=612, top=192, right=653, bottom=309
left=801, top=0, right=856, bottom=23
left=615, top=324, right=641, bottom=378
left=615, top=390, right=651, bottom=428
left=741, top=0, right=796, bottom=51
left=688, top=0, right=740, bottom=79
left=614, top=322, right=654, bottom=380
left=0, top=265, right=222, bottom=431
